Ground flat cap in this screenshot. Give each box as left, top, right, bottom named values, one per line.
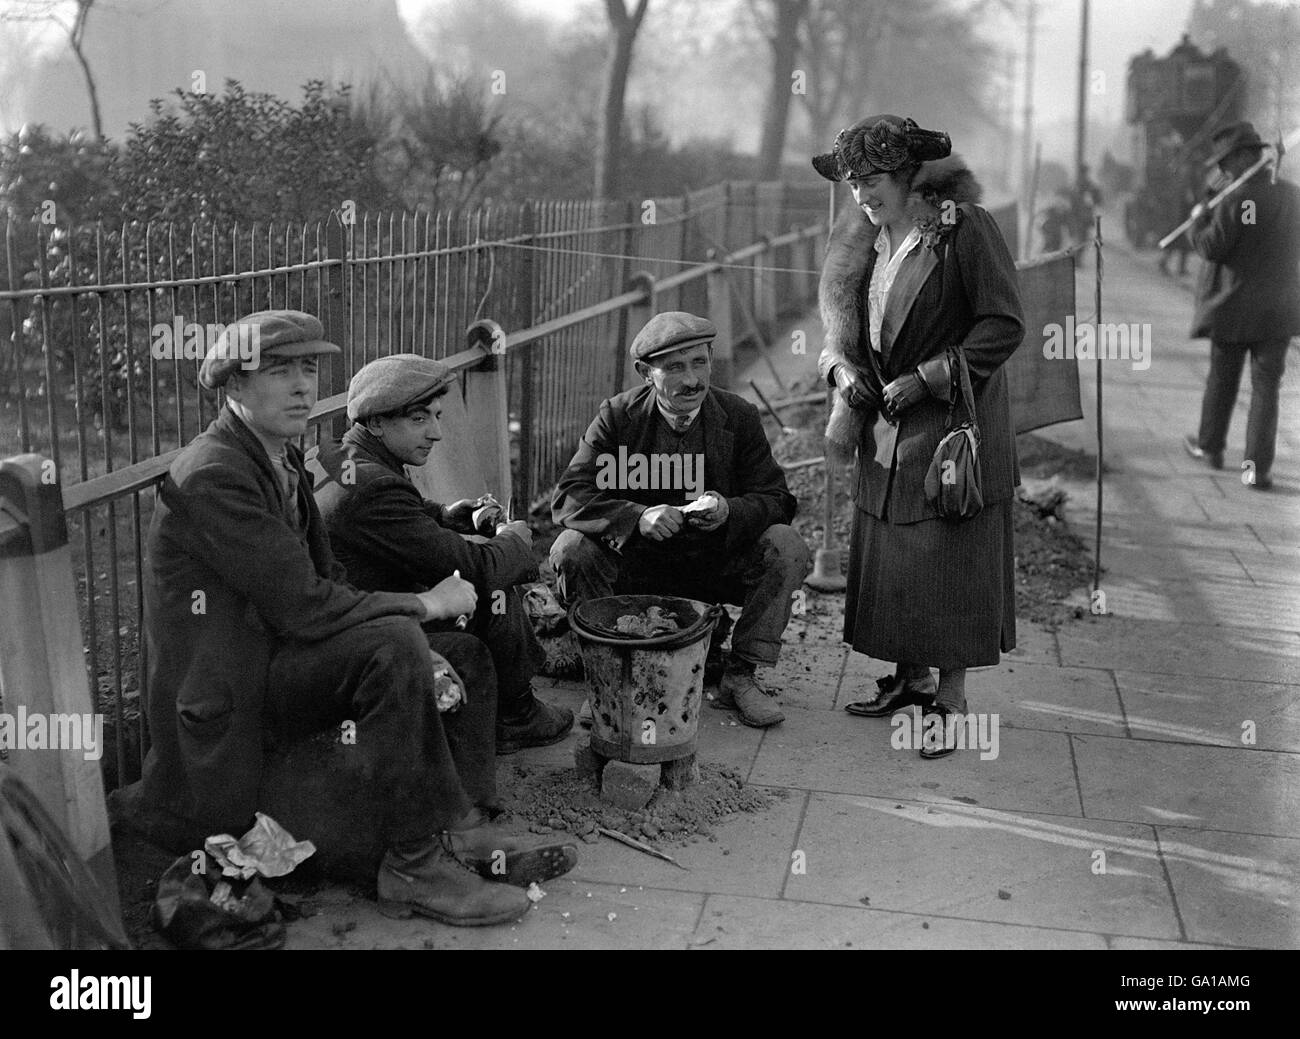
left=347, top=353, right=457, bottom=423
left=199, top=309, right=340, bottom=390
left=629, top=311, right=717, bottom=364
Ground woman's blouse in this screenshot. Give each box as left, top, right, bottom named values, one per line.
left=867, top=224, right=923, bottom=352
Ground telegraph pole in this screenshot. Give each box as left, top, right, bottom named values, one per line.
left=1075, top=0, right=1090, bottom=185
left=1022, top=0, right=1037, bottom=195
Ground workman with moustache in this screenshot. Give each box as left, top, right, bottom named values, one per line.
left=551, top=311, right=810, bottom=728
left=136, top=311, right=576, bottom=929
left=313, top=353, right=574, bottom=754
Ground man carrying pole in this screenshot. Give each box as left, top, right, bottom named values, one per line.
left=1180, top=123, right=1300, bottom=491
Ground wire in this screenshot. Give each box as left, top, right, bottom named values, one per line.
left=489, top=238, right=823, bottom=277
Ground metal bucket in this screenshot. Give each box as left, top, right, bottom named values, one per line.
left=569, top=595, right=725, bottom=764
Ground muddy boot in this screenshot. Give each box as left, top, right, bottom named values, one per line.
left=712, top=662, right=783, bottom=728
left=444, top=810, right=578, bottom=886
left=377, top=840, right=530, bottom=926
left=496, top=692, right=575, bottom=755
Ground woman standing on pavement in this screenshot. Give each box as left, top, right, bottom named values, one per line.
left=812, top=115, right=1025, bottom=758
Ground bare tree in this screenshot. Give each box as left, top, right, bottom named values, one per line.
left=754, top=0, right=809, bottom=180
left=594, top=0, right=651, bottom=199
left=796, top=0, right=890, bottom=153
left=3, top=0, right=104, bottom=139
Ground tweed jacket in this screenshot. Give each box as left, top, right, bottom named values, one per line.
left=141, top=406, right=424, bottom=832
left=1190, top=169, right=1300, bottom=342
left=313, top=424, right=536, bottom=595
left=551, top=384, right=796, bottom=557
left=817, top=156, right=1025, bottom=524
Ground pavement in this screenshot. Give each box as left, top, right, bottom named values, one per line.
left=288, top=232, right=1298, bottom=950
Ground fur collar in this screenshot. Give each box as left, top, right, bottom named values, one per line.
left=819, top=154, right=981, bottom=367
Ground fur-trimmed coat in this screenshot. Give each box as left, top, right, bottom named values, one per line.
left=816, top=156, right=1025, bottom=524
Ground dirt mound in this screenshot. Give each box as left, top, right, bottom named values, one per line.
left=498, top=760, right=782, bottom=847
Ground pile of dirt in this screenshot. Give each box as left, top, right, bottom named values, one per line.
left=498, top=760, right=782, bottom=847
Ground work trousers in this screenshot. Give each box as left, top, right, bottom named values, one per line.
left=265, top=618, right=497, bottom=844
left=424, top=587, right=545, bottom=724
left=550, top=524, right=810, bottom=667
left=1197, top=337, right=1290, bottom=477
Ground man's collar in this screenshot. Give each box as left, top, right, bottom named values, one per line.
left=343, top=422, right=408, bottom=477
left=655, top=397, right=702, bottom=428
left=223, top=404, right=291, bottom=468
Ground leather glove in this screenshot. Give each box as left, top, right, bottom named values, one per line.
left=881, top=371, right=927, bottom=420
left=882, top=354, right=953, bottom=421
left=834, top=364, right=880, bottom=411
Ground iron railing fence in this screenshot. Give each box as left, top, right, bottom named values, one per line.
left=0, top=180, right=829, bottom=791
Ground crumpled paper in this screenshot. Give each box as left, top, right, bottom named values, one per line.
left=205, top=812, right=317, bottom=880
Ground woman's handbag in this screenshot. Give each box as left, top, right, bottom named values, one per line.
left=924, top=347, right=983, bottom=520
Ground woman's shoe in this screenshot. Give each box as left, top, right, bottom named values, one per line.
left=844, top=673, right=937, bottom=717
left=918, top=702, right=967, bottom=759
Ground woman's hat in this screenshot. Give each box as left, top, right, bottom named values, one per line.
left=812, top=115, right=951, bottom=182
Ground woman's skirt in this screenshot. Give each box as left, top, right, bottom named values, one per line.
left=843, top=498, right=1016, bottom=669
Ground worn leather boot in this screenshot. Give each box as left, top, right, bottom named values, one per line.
left=444, top=816, right=579, bottom=887
left=712, top=664, right=784, bottom=728
left=496, top=692, right=575, bottom=755
left=377, top=840, right=530, bottom=926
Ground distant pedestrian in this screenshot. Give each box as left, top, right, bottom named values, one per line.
left=1183, top=122, right=1300, bottom=491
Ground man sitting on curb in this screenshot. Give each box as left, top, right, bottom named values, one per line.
left=313, top=353, right=574, bottom=754
left=135, top=310, right=575, bottom=928
left=551, top=311, right=810, bottom=728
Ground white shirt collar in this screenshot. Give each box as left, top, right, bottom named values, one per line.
left=656, top=398, right=701, bottom=428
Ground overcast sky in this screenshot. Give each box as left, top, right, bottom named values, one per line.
left=396, top=0, right=1202, bottom=131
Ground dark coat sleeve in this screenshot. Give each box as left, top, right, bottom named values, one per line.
left=551, top=399, right=648, bottom=553
left=1189, top=197, right=1242, bottom=264
left=170, top=458, right=424, bottom=642
left=342, top=472, right=536, bottom=591
left=952, top=204, right=1025, bottom=386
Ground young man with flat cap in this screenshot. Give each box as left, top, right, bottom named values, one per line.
left=137, top=310, right=575, bottom=928
left=1183, top=121, right=1300, bottom=490
left=551, top=310, right=810, bottom=728
left=314, top=353, right=573, bottom=754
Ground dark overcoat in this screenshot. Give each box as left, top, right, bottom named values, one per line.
left=551, top=384, right=796, bottom=561
left=816, top=156, right=1025, bottom=523
left=313, top=424, right=535, bottom=596
left=141, top=407, right=423, bottom=832
left=1189, top=169, right=1300, bottom=342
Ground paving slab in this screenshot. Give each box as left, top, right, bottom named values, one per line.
left=1072, top=734, right=1300, bottom=838
left=1155, top=826, right=1300, bottom=949
left=1111, top=669, right=1300, bottom=752
left=781, top=793, right=1177, bottom=940
left=749, top=705, right=1082, bottom=816
left=1097, top=544, right=1254, bottom=585
left=761, top=640, right=846, bottom=711
left=287, top=878, right=705, bottom=950
left=1077, top=574, right=1300, bottom=630
left=1107, top=936, right=1236, bottom=950
left=1234, top=548, right=1300, bottom=586
left=1056, top=616, right=1300, bottom=684
left=964, top=660, right=1127, bottom=737
left=691, top=894, right=1107, bottom=949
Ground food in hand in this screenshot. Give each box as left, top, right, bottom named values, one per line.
left=433, top=666, right=463, bottom=712
left=680, top=493, right=719, bottom=524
